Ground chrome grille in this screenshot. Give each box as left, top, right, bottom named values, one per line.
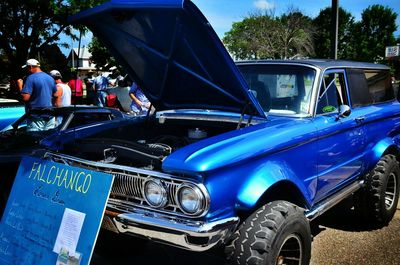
left=110, top=172, right=182, bottom=210
left=43, top=152, right=197, bottom=217
left=112, top=173, right=145, bottom=201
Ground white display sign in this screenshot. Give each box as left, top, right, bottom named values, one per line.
left=385, top=46, right=400, bottom=58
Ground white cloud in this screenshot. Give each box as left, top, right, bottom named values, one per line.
left=254, top=0, right=275, bottom=11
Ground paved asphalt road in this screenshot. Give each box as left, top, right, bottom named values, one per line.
left=310, top=198, right=400, bottom=265
left=91, top=198, right=400, bottom=265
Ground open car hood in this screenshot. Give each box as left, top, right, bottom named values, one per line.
left=69, top=0, right=265, bottom=117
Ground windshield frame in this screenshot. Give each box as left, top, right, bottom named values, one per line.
left=236, top=62, right=321, bottom=118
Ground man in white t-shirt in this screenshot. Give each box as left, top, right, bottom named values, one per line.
left=49, top=70, right=71, bottom=107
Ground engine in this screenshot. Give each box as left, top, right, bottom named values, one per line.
left=63, top=128, right=209, bottom=171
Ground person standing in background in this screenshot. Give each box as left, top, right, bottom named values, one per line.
left=68, top=72, right=84, bottom=105
left=129, top=82, right=150, bottom=115
left=84, top=71, right=95, bottom=105
left=9, top=71, right=26, bottom=100
left=20, top=59, right=58, bottom=131
left=50, top=70, right=71, bottom=107
left=93, top=72, right=111, bottom=107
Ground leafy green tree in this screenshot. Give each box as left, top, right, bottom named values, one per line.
left=278, top=11, right=314, bottom=59
left=312, top=7, right=355, bottom=59
left=0, top=0, right=105, bottom=79
left=223, top=14, right=280, bottom=60
left=88, top=37, right=122, bottom=72
left=353, top=5, right=398, bottom=62
left=223, top=11, right=314, bottom=60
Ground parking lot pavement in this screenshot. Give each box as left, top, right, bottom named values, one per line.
left=310, top=199, right=400, bottom=265
left=91, top=198, right=400, bottom=265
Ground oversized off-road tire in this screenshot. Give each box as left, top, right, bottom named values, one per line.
left=355, top=154, right=400, bottom=226
left=225, top=200, right=311, bottom=265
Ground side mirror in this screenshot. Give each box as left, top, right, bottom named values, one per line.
left=337, top=105, right=351, bottom=119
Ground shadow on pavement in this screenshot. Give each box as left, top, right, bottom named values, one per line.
left=91, top=231, right=226, bottom=265
left=311, top=195, right=399, bottom=235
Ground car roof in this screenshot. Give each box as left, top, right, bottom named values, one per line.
left=235, top=59, right=390, bottom=71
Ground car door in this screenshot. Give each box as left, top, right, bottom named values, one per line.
left=313, top=69, right=366, bottom=202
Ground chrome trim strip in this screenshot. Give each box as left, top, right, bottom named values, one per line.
left=305, top=180, right=364, bottom=221
left=111, top=209, right=239, bottom=252
left=157, top=111, right=263, bottom=124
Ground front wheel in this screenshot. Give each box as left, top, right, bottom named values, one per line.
left=225, top=200, right=311, bottom=265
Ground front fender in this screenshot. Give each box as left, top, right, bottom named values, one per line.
left=236, top=160, right=312, bottom=210
left=204, top=156, right=315, bottom=221
left=365, top=136, right=400, bottom=171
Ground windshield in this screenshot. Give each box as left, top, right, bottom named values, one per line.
left=238, top=64, right=316, bottom=116
left=1, top=113, right=65, bottom=135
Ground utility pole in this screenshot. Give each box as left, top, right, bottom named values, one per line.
left=331, top=0, right=339, bottom=60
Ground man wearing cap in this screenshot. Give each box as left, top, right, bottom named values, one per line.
left=20, top=59, right=58, bottom=131
left=50, top=70, right=71, bottom=107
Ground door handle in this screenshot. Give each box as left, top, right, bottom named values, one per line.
left=355, top=117, right=365, bottom=123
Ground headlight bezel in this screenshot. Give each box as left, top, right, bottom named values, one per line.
left=142, top=178, right=168, bottom=208
left=175, top=183, right=207, bottom=216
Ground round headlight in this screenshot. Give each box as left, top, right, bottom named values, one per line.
left=176, top=184, right=204, bottom=215
left=143, top=179, right=168, bottom=208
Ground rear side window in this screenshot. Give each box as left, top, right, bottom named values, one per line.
left=365, top=70, right=394, bottom=104
left=347, top=69, right=394, bottom=107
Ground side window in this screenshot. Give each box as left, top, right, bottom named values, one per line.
left=365, top=70, right=394, bottom=104
left=317, top=72, right=347, bottom=114
left=347, top=69, right=372, bottom=108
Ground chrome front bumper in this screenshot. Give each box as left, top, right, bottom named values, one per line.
left=105, top=209, right=239, bottom=252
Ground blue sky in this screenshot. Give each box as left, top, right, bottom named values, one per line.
left=191, top=0, right=400, bottom=38
left=63, top=0, right=400, bottom=56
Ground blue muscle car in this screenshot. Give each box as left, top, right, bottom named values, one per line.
left=39, top=1, right=400, bottom=264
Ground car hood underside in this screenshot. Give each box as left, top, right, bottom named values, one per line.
left=69, top=0, right=265, bottom=118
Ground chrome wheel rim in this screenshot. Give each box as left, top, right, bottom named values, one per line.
left=385, top=172, right=397, bottom=210
left=276, top=234, right=302, bottom=265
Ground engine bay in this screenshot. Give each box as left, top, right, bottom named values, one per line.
left=62, top=117, right=239, bottom=171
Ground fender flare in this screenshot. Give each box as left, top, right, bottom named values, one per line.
left=235, top=161, right=313, bottom=210
left=365, top=137, right=400, bottom=171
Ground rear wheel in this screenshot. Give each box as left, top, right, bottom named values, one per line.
left=355, top=154, right=400, bottom=225
left=225, top=200, right=311, bottom=265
